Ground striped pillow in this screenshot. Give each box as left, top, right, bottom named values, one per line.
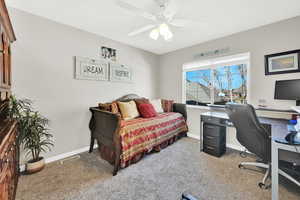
left=98, top=101, right=119, bottom=114
left=161, top=99, right=174, bottom=112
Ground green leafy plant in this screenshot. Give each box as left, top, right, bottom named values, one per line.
left=8, top=95, right=53, bottom=162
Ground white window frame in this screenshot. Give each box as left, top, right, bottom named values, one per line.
left=182, top=53, right=250, bottom=106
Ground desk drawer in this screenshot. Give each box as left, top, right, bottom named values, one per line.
left=203, top=123, right=226, bottom=137
left=203, top=135, right=225, bottom=146
left=203, top=144, right=226, bottom=157
left=201, top=115, right=228, bottom=126
left=201, top=116, right=222, bottom=124
left=203, top=145, right=226, bottom=157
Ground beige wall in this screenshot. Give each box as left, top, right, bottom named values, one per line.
left=9, top=6, right=300, bottom=160
left=159, top=16, right=300, bottom=139
left=9, top=8, right=159, bottom=163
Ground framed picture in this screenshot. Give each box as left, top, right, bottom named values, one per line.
left=101, top=46, right=116, bottom=62
left=110, top=63, right=132, bottom=83
left=75, top=56, right=109, bottom=81
left=265, top=49, right=300, bottom=75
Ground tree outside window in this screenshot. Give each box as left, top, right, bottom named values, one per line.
left=185, top=64, right=247, bottom=106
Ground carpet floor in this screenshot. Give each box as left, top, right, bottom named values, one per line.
left=16, top=138, right=300, bottom=200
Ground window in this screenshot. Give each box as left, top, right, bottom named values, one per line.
left=183, top=54, right=249, bottom=106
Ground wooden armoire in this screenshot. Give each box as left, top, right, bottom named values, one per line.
left=0, top=0, right=18, bottom=200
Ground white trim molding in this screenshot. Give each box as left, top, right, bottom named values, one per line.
left=187, top=132, right=200, bottom=140
left=20, top=144, right=98, bottom=172
left=182, top=52, right=251, bottom=106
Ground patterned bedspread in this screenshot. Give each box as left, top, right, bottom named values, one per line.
left=119, top=112, right=188, bottom=166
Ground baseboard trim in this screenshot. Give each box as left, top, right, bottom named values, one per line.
left=20, top=144, right=98, bottom=172
left=226, top=144, right=245, bottom=152
left=19, top=135, right=246, bottom=172
left=187, top=133, right=200, bottom=140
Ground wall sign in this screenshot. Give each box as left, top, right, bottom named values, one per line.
left=75, top=56, right=109, bottom=81
left=110, top=63, right=132, bottom=83
left=194, top=47, right=230, bottom=59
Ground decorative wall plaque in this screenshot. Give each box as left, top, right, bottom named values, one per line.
left=110, top=63, right=132, bottom=83
left=194, top=47, right=230, bottom=59
left=101, top=46, right=116, bottom=62
left=75, top=56, right=109, bottom=81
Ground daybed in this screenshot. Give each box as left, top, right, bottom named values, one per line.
left=89, top=94, right=188, bottom=175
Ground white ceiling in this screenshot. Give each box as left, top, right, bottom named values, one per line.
left=6, top=0, right=300, bottom=55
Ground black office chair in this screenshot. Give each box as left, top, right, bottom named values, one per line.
left=225, top=103, right=300, bottom=189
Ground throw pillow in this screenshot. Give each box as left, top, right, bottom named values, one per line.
left=98, top=102, right=119, bottom=114
left=98, top=103, right=111, bottom=112
left=150, top=99, right=164, bottom=113
left=138, top=103, right=157, bottom=118
left=117, top=100, right=140, bottom=120
left=161, top=99, right=174, bottom=112
left=134, top=98, right=150, bottom=107
left=135, top=98, right=150, bottom=112
left=111, top=101, right=119, bottom=114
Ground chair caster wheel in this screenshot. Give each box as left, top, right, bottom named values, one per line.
left=238, top=164, right=244, bottom=169
left=258, top=182, right=267, bottom=189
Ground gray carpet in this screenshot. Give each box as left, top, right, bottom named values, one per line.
left=16, top=138, right=300, bottom=200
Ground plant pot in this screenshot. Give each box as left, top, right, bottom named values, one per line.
left=26, top=157, right=45, bottom=174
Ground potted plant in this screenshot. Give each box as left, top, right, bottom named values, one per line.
left=8, top=95, right=53, bottom=174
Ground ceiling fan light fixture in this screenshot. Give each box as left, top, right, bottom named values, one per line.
left=118, top=0, right=196, bottom=42
left=159, top=23, right=170, bottom=36
left=149, top=28, right=159, bottom=40
left=164, top=29, right=173, bottom=41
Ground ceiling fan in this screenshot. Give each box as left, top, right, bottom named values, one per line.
left=116, top=0, right=197, bottom=41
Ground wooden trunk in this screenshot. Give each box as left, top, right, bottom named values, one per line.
left=0, top=0, right=17, bottom=199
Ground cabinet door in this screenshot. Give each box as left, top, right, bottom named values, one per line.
left=3, top=32, right=10, bottom=88
left=0, top=28, right=11, bottom=103
left=0, top=28, right=4, bottom=90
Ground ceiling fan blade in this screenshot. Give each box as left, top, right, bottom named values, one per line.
left=128, top=25, right=156, bottom=36
left=169, top=19, right=198, bottom=27
left=162, top=0, right=179, bottom=21
left=116, top=0, right=157, bottom=21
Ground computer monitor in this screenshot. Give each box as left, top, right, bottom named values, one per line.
left=275, top=79, right=300, bottom=106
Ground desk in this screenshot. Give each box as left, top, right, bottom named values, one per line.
left=200, top=111, right=300, bottom=200
left=200, top=111, right=271, bottom=152
left=272, top=140, right=300, bottom=200
left=200, top=111, right=295, bottom=151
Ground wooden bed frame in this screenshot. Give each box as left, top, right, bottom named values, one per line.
left=88, top=95, right=188, bottom=175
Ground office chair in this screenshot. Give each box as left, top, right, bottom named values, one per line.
left=225, top=103, right=300, bottom=189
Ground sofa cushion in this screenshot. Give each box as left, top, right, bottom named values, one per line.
left=98, top=103, right=111, bottom=111
left=161, top=99, right=174, bottom=112
left=138, top=103, right=157, bottom=118
left=118, top=100, right=140, bottom=120
left=134, top=98, right=150, bottom=107
left=111, top=102, right=119, bottom=113
left=134, top=98, right=150, bottom=113
left=98, top=102, right=119, bottom=114
left=150, top=99, right=164, bottom=113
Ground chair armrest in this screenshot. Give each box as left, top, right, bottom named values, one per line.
left=173, top=103, right=187, bottom=121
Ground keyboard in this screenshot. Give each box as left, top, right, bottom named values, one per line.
left=291, top=106, right=300, bottom=113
